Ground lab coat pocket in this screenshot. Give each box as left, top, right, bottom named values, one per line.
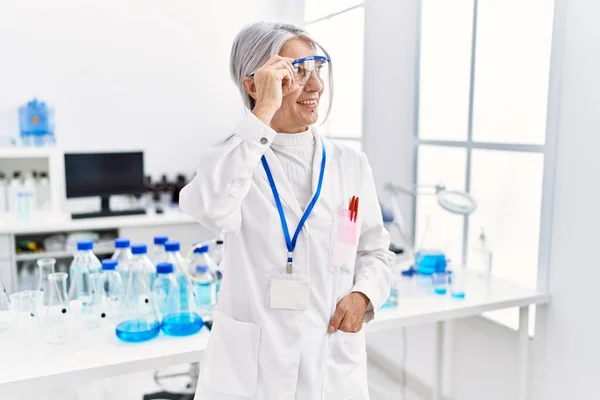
left=324, top=330, right=368, bottom=399
left=329, top=211, right=360, bottom=274
left=201, top=310, right=261, bottom=397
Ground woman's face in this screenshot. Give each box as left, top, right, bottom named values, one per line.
left=271, top=38, right=325, bottom=133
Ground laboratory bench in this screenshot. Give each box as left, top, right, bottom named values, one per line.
left=0, top=210, right=212, bottom=294
left=0, top=271, right=549, bottom=400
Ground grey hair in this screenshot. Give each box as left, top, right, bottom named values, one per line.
left=230, top=21, right=333, bottom=122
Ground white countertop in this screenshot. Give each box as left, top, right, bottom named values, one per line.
left=0, top=272, right=549, bottom=395
left=0, top=211, right=196, bottom=235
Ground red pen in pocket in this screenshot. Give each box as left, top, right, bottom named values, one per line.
left=353, top=197, right=359, bottom=222
left=349, top=196, right=359, bottom=222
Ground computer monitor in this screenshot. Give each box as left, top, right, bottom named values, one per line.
left=64, top=151, right=146, bottom=219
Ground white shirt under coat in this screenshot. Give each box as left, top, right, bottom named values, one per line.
left=179, top=113, right=393, bottom=400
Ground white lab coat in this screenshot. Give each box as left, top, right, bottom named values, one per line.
left=179, top=114, right=393, bottom=400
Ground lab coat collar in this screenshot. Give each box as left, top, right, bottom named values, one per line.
left=257, top=126, right=338, bottom=221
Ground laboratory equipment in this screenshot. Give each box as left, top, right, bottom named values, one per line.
left=68, top=241, right=102, bottom=329
left=18, top=262, right=35, bottom=290
left=211, top=238, right=224, bottom=266
left=68, top=240, right=101, bottom=300
left=150, top=235, right=169, bottom=265
left=165, top=241, right=191, bottom=310
left=0, top=172, right=7, bottom=212
left=380, top=283, right=398, bottom=309
left=384, top=182, right=478, bottom=257
left=101, top=259, right=123, bottom=321
left=130, top=244, right=156, bottom=293
left=193, top=264, right=215, bottom=318
left=415, top=250, right=447, bottom=275
left=154, top=261, right=203, bottom=337
left=36, top=171, right=51, bottom=211
left=0, top=277, right=10, bottom=332
left=111, top=238, right=132, bottom=284
left=64, top=152, right=146, bottom=219
left=432, top=272, right=450, bottom=295
left=450, top=268, right=467, bottom=299
left=23, top=171, right=37, bottom=212
left=40, top=272, right=71, bottom=344
left=152, top=263, right=179, bottom=317
left=19, top=98, right=56, bottom=146
left=37, top=258, right=56, bottom=305
left=9, top=290, right=40, bottom=340
left=116, top=247, right=161, bottom=343
left=8, top=171, right=22, bottom=213
left=471, top=227, right=493, bottom=277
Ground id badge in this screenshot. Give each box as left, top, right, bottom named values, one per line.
left=268, top=271, right=310, bottom=310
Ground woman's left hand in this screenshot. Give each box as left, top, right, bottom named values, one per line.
left=328, top=292, right=370, bottom=333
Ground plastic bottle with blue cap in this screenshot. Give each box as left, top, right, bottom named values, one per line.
left=150, top=236, right=169, bottom=265
left=101, top=259, right=123, bottom=320
left=191, top=244, right=217, bottom=318
left=111, top=238, right=132, bottom=280
left=165, top=241, right=191, bottom=310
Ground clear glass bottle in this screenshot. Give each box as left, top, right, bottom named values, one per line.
left=191, top=245, right=217, bottom=318
left=150, top=235, right=169, bottom=265
left=40, top=272, right=71, bottom=344
left=116, top=252, right=161, bottom=343
left=112, top=238, right=132, bottom=286
left=165, top=241, right=191, bottom=310
left=69, top=241, right=102, bottom=329
left=37, top=257, right=56, bottom=305
left=9, top=290, right=40, bottom=340
left=152, top=263, right=179, bottom=317
left=193, top=265, right=215, bottom=319
left=101, top=259, right=123, bottom=321
left=471, top=227, right=493, bottom=278
left=130, top=244, right=156, bottom=294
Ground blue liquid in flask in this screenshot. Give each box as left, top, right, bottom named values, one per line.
left=434, top=287, right=447, bottom=295
left=162, top=312, right=203, bottom=336
left=116, top=320, right=161, bottom=343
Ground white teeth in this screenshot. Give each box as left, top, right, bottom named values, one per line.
left=298, top=100, right=317, bottom=105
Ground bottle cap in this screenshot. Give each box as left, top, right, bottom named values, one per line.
left=115, top=238, right=130, bottom=249
left=77, top=241, right=94, bottom=251
left=102, top=259, right=117, bottom=271
left=131, top=244, right=147, bottom=255
left=165, top=241, right=180, bottom=252
left=154, top=236, right=169, bottom=245
left=156, top=263, right=174, bottom=274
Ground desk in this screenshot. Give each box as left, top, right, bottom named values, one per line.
left=0, top=273, right=549, bottom=400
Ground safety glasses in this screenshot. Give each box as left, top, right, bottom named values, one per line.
left=249, top=55, right=330, bottom=86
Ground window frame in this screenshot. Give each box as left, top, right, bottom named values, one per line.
left=413, top=0, right=559, bottom=330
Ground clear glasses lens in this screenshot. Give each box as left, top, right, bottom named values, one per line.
left=293, top=59, right=329, bottom=85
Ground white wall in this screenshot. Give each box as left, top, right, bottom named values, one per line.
left=365, top=0, right=599, bottom=399
left=0, top=0, right=303, bottom=180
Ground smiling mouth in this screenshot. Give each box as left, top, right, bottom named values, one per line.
left=297, top=99, right=318, bottom=105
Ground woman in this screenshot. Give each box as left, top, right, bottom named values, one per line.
left=180, top=21, right=393, bottom=400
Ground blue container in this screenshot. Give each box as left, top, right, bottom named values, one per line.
left=415, top=250, right=447, bottom=274
left=18, top=99, right=55, bottom=147
left=116, top=320, right=161, bottom=342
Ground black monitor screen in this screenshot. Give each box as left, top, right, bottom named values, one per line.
left=65, top=152, right=145, bottom=198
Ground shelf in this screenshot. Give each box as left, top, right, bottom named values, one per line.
left=0, top=147, right=59, bottom=159
left=15, top=245, right=115, bottom=261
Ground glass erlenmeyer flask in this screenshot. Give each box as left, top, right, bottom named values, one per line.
left=154, top=262, right=202, bottom=337
left=40, top=272, right=71, bottom=345
left=0, top=278, right=10, bottom=332
left=116, top=257, right=160, bottom=342
left=37, top=258, right=56, bottom=305
left=89, top=273, right=109, bottom=326
left=9, top=290, right=40, bottom=341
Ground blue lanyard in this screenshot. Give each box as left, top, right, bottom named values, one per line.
left=261, top=139, right=326, bottom=273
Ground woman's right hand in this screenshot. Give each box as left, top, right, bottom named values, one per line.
left=252, top=55, right=296, bottom=125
